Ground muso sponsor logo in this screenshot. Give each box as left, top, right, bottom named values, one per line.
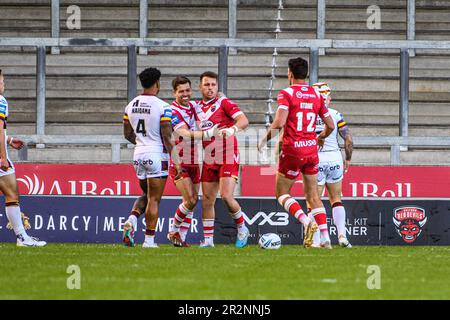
left=199, top=121, right=214, bottom=130
left=294, top=140, right=317, bottom=148
left=243, top=212, right=289, bottom=226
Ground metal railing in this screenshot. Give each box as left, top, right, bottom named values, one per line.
left=14, top=134, right=450, bottom=166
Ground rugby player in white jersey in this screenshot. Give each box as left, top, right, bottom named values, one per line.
left=309, top=82, right=353, bottom=248
left=122, top=67, right=181, bottom=248
left=0, top=69, right=46, bottom=247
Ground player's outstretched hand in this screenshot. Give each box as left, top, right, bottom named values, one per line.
left=174, top=163, right=183, bottom=182
left=202, top=124, right=220, bottom=139
left=9, top=137, right=25, bottom=150
left=344, top=160, right=350, bottom=173
left=317, top=136, right=325, bottom=151
left=216, top=91, right=226, bottom=99
left=258, top=145, right=269, bottom=163
left=0, top=158, right=10, bottom=172
left=219, top=125, right=238, bottom=139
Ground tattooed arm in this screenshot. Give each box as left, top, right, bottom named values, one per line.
left=338, top=125, right=353, bottom=173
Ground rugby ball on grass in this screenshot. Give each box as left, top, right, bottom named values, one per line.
left=258, top=233, right=281, bottom=250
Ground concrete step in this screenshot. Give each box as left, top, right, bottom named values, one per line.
left=4, top=75, right=450, bottom=94
left=0, top=0, right=441, bottom=9
left=3, top=5, right=449, bottom=24
left=2, top=46, right=450, bottom=57
left=11, top=20, right=450, bottom=34
left=5, top=88, right=450, bottom=104
left=1, top=4, right=450, bottom=39
left=4, top=0, right=449, bottom=10
left=7, top=120, right=450, bottom=138
left=3, top=52, right=450, bottom=77
left=6, top=97, right=449, bottom=115
left=7, top=123, right=123, bottom=135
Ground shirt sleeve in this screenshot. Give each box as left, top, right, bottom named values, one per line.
left=171, top=109, right=187, bottom=130
left=277, top=90, right=290, bottom=111
left=223, top=99, right=243, bottom=119
left=160, top=104, right=172, bottom=122
left=123, top=103, right=130, bottom=123
left=318, top=97, right=330, bottom=119
left=336, top=111, right=347, bottom=129
left=0, top=97, right=8, bottom=120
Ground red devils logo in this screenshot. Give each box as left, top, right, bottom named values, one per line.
left=393, top=206, right=427, bottom=243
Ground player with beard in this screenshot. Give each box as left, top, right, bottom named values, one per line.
left=194, top=71, right=250, bottom=248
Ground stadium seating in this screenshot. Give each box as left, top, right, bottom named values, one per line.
left=1, top=0, right=449, bottom=164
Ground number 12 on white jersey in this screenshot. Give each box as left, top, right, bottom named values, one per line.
left=296, top=112, right=316, bottom=132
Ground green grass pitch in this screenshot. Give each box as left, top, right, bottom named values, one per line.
left=0, top=244, right=449, bottom=300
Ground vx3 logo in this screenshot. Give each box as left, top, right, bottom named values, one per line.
left=243, top=212, right=289, bottom=226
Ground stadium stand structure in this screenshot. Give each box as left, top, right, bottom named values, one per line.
left=0, top=0, right=450, bottom=164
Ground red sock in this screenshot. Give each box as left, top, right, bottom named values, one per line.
left=280, top=196, right=309, bottom=226
left=203, top=219, right=214, bottom=239
left=230, top=209, right=245, bottom=228
left=311, top=208, right=329, bottom=234
left=173, top=204, right=189, bottom=231
left=180, top=216, right=192, bottom=234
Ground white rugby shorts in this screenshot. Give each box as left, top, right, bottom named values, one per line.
left=0, top=159, right=15, bottom=178
left=317, top=151, right=344, bottom=186
left=133, top=151, right=169, bottom=180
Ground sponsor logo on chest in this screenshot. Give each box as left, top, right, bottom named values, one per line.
left=296, top=91, right=317, bottom=99
left=199, top=120, right=214, bottom=130
left=294, top=139, right=317, bottom=148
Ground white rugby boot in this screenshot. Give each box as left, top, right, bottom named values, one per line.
left=17, top=235, right=47, bottom=247
left=338, top=235, right=352, bottom=248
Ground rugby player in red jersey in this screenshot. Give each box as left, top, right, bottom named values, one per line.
left=194, top=71, right=250, bottom=248
left=258, top=57, right=335, bottom=248
left=167, top=76, right=218, bottom=247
